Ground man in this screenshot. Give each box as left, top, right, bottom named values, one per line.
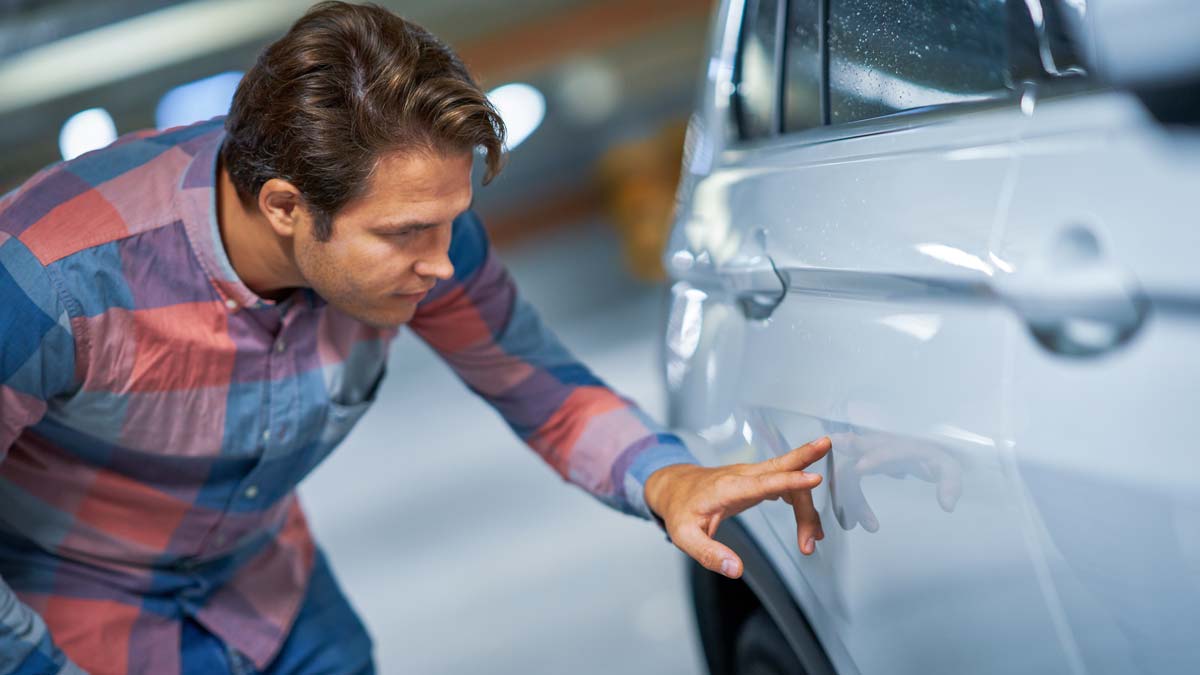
left=0, top=2, right=829, bottom=673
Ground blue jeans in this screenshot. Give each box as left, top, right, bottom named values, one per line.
left=180, top=551, right=375, bottom=675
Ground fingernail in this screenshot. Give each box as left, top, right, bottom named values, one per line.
left=806, top=537, right=815, bottom=554
left=721, top=559, right=738, bottom=577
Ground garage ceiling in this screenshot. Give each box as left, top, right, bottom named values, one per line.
left=0, top=0, right=712, bottom=226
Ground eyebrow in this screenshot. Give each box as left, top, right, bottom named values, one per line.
left=372, top=206, right=472, bottom=234
left=373, top=221, right=436, bottom=234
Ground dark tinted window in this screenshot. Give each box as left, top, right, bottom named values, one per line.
left=828, top=0, right=1010, bottom=124
left=783, top=0, right=822, bottom=132
left=734, top=0, right=783, bottom=140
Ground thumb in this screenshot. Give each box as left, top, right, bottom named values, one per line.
left=674, top=523, right=743, bottom=579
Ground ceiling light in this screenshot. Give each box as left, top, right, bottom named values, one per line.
left=156, top=71, right=243, bottom=130
left=0, top=0, right=310, bottom=116
left=59, top=108, right=117, bottom=161
left=487, top=83, right=546, bottom=151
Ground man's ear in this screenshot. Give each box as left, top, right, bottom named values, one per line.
left=257, top=178, right=308, bottom=238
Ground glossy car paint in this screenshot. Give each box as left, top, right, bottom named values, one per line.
left=994, top=91, right=1200, bottom=673
left=665, top=2, right=1200, bottom=674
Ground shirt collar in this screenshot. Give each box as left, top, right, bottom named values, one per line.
left=177, top=119, right=324, bottom=312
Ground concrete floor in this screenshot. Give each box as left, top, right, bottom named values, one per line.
left=299, top=220, right=706, bottom=675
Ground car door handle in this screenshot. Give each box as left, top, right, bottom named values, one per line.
left=719, top=256, right=788, bottom=320
left=996, top=226, right=1149, bottom=357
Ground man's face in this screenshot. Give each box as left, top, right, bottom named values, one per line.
left=293, top=150, right=473, bottom=328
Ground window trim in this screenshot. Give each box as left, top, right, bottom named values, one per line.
left=727, top=0, right=829, bottom=147
left=769, top=0, right=787, bottom=134
left=725, top=93, right=1023, bottom=156
left=777, top=0, right=829, bottom=133
left=818, top=0, right=830, bottom=125
left=731, top=0, right=788, bottom=141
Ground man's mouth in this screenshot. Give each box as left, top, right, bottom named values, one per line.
left=393, top=287, right=432, bottom=302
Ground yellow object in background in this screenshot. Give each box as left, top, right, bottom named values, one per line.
left=596, top=121, right=687, bottom=282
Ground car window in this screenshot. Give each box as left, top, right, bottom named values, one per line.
left=782, top=0, right=822, bottom=132
left=734, top=0, right=784, bottom=140
left=828, top=0, right=1010, bottom=124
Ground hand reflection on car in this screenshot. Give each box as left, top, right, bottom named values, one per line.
left=827, top=427, right=964, bottom=532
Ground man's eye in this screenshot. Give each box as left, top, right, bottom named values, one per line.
left=391, top=225, right=432, bottom=239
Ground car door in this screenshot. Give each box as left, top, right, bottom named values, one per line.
left=666, top=1, right=1080, bottom=673
left=992, top=69, right=1200, bottom=674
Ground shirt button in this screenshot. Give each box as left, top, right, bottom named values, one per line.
left=274, top=339, right=286, bottom=353
left=244, top=485, right=259, bottom=499
left=261, top=429, right=271, bottom=443
left=224, top=298, right=238, bottom=311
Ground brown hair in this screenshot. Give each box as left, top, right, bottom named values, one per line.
left=221, top=1, right=505, bottom=241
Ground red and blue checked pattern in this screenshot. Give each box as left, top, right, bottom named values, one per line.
left=0, top=118, right=696, bottom=674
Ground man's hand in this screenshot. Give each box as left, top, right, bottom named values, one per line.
left=644, top=437, right=832, bottom=579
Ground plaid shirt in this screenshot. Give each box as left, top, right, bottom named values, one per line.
left=0, top=118, right=695, bottom=674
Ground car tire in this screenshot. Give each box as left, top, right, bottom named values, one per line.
left=734, top=609, right=807, bottom=675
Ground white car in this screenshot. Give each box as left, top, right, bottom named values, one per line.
left=663, top=1, right=1200, bottom=673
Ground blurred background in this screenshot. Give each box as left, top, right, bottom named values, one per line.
left=0, top=0, right=715, bottom=673
left=0, top=0, right=709, bottom=278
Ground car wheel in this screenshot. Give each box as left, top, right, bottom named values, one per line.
left=734, top=609, right=806, bottom=675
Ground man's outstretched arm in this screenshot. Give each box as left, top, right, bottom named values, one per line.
left=408, top=212, right=827, bottom=577
left=0, top=235, right=87, bottom=674
left=408, top=211, right=696, bottom=520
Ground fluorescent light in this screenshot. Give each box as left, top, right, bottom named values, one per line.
left=487, top=83, right=546, bottom=151
left=156, top=71, right=243, bottom=130
left=0, top=0, right=311, bottom=116
left=59, top=108, right=117, bottom=160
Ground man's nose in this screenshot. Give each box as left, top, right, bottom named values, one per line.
left=413, top=250, right=454, bottom=281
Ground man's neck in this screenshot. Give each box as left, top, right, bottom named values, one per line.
left=215, top=162, right=305, bottom=302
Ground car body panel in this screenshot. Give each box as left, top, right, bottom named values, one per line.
left=668, top=103, right=1082, bottom=674
left=667, top=1, right=1200, bottom=673
left=995, top=90, right=1200, bottom=674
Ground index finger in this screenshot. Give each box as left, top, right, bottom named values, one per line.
left=721, top=471, right=823, bottom=515
left=749, top=436, right=832, bottom=475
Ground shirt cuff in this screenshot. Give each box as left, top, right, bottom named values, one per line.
left=621, top=437, right=700, bottom=527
